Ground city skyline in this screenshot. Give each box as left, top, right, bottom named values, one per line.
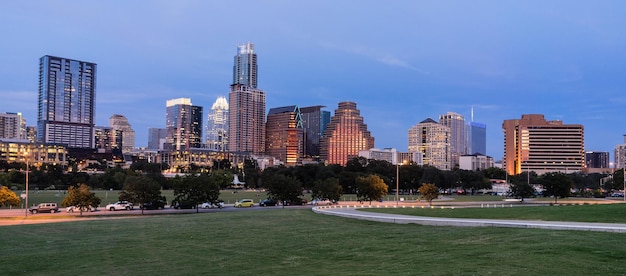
left=1, top=1, right=625, bottom=160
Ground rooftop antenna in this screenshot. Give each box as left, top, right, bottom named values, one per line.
left=471, top=105, right=474, bottom=122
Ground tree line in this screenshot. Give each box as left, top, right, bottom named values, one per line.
left=1, top=157, right=624, bottom=209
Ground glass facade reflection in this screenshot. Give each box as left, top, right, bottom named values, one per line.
left=37, top=55, right=96, bottom=148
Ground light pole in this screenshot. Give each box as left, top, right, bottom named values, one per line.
left=396, top=163, right=399, bottom=206
left=396, top=160, right=406, bottom=207
left=24, top=150, right=29, bottom=217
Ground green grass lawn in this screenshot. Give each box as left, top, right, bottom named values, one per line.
left=363, top=203, right=626, bottom=223
left=1, top=209, right=626, bottom=275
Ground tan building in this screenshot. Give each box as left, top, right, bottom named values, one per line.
left=265, top=106, right=303, bottom=166
left=502, top=114, right=584, bottom=175
left=320, top=101, right=374, bottom=166
left=439, top=112, right=466, bottom=167
left=408, top=118, right=451, bottom=170
left=0, top=139, right=67, bottom=167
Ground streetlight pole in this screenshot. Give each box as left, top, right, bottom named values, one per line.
left=396, top=163, right=399, bottom=207
left=24, top=150, right=29, bottom=217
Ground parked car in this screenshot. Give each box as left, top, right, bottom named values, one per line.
left=141, top=199, right=167, bottom=210
left=259, top=198, right=278, bottom=207
left=29, top=202, right=58, bottom=214
left=171, top=200, right=196, bottom=209
left=66, top=205, right=96, bottom=213
left=234, top=199, right=254, bottom=208
left=106, top=201, right=133, bottom=211
left=310, top=199, right=334, bottom=206
left=283, top=198, right=308, bottom=206
left=201, top=201, right=224, bottom=209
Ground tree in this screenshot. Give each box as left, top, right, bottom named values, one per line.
left=61, top=184, right=101, bottom=216
left=172, top=174, right=221, bottom=213
left=120, top=175, right=163, bottom=215
left=209, top=169, right=234, bottom=189
left=356, top=174, right=388, bottom=204
left=508, top=182, right=535, bottom=202
left=541, top=172, right=573, bottom=204
left=263, top=174, right=303, bottom=208
left=0, top=185, right=20, bottom=207
left=418, top=183, right=439, bottom=206
left=311, top=178, right=343, bottom=202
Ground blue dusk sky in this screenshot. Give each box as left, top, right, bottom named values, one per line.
left=1, top=1, right=625, bottom=161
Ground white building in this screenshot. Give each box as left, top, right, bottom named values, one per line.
left=358, top=148, right=423, bottom=165
left=459, top=154, right=494, bottom=171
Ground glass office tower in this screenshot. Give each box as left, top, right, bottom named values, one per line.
left=37, top=55, right=96, bottom=148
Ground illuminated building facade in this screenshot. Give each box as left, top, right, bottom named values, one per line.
left=165, top=98, right=203, bottom=151
left=0, top=139, right=67, bottom=167
left=320, top=101, right=374, bottom=166
left=94, top=126, right=123, bottom=153
left=228, top=43, right=266, bottom=155
left=502, top=114, right=584, bottom=175
left=37, top=55, right=96, bottom=149
left=265, top=105, right=303, bottom=166
left=206, top=96, right=229, bottom=151
left=408, top=118, right=451, bottom=170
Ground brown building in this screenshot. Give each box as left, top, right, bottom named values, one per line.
left=502, top=114, right=584, bottom=175
left=265, top=106, right=303, bottom=166
left=320, top=101, right=375, bottom=166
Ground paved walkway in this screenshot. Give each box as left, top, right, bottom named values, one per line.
left=312, top=205, right=626, bottom=233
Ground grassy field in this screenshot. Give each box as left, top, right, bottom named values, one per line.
left=363, top=203, right=626, bottom=223
left=1, top=208, right=626, bottom=275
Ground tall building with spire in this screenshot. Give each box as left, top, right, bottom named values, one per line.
left=228, top=43, right=266, bottom=154
left=37, top=55, right=96, bottom=148
left=206, top=96, right=229, bottom=151
left=466, top=107, right=486, bottom=155
left=408, top=118, right=451, bottom=170
left=320, top=101, right=374, bottom=166
left=165, top=98, right=203, bottom=151
left=109, top=114, right=135, bottom=153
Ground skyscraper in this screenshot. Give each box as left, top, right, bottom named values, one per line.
left=233, top=42, right=257, bottom=88
left=109, top=114, right=135, bottom=153
left=228, top=43, right=266, bottom=155
left=265, top=105, right=303, bottom=166
left=502, top=114, right=584, bottom=175
left=467, top=122, right=487, bottom=155
left=320, top=101, right=375, bottom=166
left=37, top=55, right=96, bottom=148
left=439, top=112, right=465, bottom=168
left=300, top=105, right=330, bottom=158
left=408, top=118, right=451, bottom=170
left=206, top=96, right=229, bottom=151
left=0, top=112, right=26, bottom=140
left=165, top=98, right=203, bottom=151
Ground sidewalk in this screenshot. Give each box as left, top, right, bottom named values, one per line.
left=312, top=205, right=626, bottom=233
